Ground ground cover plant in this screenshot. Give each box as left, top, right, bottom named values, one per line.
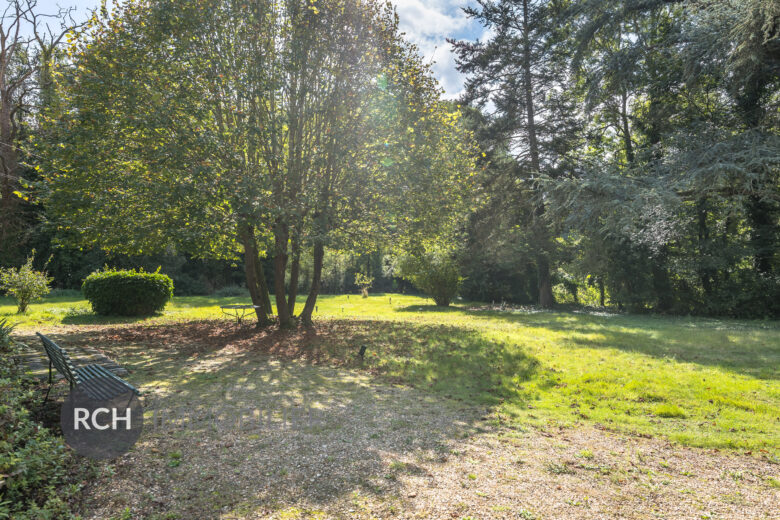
left=0, top=318, right=83, bottom=518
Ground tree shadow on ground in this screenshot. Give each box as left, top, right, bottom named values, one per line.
left=60, top=312, right=154, bottom=326
left=30, top=322, right=537, bottom=519
left=395, top=304, right=780, bottom=380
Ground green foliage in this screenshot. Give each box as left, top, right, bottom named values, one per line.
left=0, top=251, right=52, bottom=313
left=399, top=250, right=462, bottom=306
left=0, top=337, right=79, bottom=519
left=40, top=0, right=478, bottom=326
left=0, top=319, right=15, bottom=351
left=213, top=285, right=249, bottom=298
left=453, top=0, right=780, bottom=317
left=353, top=273, right=374, bottom=298
left=82, top=268, right=173, bottom=316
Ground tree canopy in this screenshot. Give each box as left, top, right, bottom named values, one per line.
left=453, top=0, right=779, bottom=316
left=40, top=0, right=478, bottom=326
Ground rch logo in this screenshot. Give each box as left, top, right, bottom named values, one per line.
left=61, top=382, right=144, bottom=460
left=73, top=407, right=134, bottom=431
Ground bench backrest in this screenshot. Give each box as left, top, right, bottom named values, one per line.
left=37, top=333, right=81, bottom=386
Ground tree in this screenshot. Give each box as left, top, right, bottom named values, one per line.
left=451, top=0, right=581, bottom=308
left=0, top=0, right=81, bottom=265
left=451, top=0, right=778, bottom=317
left=550, top=0, right=780, bottom=316
left=41, top=0, right=478, bottom=326
left=353, top=273, right=373, bottom=298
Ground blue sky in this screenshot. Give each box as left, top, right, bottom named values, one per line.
left=391, top=0, right=484, bottom=97
left=34, top=0, right=484, bottom=98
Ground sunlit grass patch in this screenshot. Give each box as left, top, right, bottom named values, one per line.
left=8, top=292, right=780, bottom=452
left=654, top=404, right=687, bottom=418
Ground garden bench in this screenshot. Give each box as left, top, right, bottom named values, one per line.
left=37, top=332, right=140, bottom=402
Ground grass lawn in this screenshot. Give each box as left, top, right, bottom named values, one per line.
left=31, top=325, right=779, bottom=519
left=7, top=292, right=780, bottom=453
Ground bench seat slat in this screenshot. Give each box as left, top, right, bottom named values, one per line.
left=75, top=377, right=113, bottom=400
left=76, top=365, right=137, bottom=400
left=78, top=364, right=139, bottom=395
left=37, top=332, right=81, bottom=386
left=78, top=365, right=131, bottom=393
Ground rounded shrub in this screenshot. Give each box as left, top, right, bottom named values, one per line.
left=82, top=268, right=174, bottom=316
left=398, top=250, right=462, bottom=307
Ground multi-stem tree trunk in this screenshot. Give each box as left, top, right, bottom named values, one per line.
left=273, top=221, right=293, bottom=328
left=0, top=93, right=19, bottom=257
left=300, top=241, right=324, bottom=325
left=240, top=224, right=272, bottom=326
left=287, top=234, right=301, bottom=316
left=521, top=0, right=554, bottom=309
left=0, top=2, right=77, bottom=263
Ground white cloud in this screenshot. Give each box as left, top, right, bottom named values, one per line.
left=394, top=0, right=469, bottom=40
left=391, top=0, right=484, bottom=99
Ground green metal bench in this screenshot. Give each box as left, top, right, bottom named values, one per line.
left=37, top=333, right=139, bottom=402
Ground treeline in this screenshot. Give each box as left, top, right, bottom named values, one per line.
left=4, top=0, right=477, bottom=325
left=0, top=0, right=778, bottom=319
left=452, top=0, right=779, bottom=317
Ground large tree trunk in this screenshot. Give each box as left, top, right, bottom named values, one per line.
left=620, top=89, right=635, bottom=164
left=300, top=242, right=324, bottom=326
left=739, top=73, right=777, bottom=275
left=253, top=255, right=273, bottom=316
left=240, top=225, right=272, bottom=326
left=652, top=247, right=673, bottom=312
left=273, top=222, right=293, bottom=328
left=287, top=234, right=301, bottom=316
left=521, top=0, right=554, bottom=309
left=599, top=278, right=606, bottom=307
left=537, top=254, right=554, bottom=308
left=0, top=92, right=20, bottom=260
left=747, top=192, right=777, bottom=275
left=697, top=199, right=714, bottom=295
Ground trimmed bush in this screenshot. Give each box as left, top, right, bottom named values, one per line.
left=82, top=268, right=174, bottom=316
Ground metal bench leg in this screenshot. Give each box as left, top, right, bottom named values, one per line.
left=43, top=360, right=53, bottom=403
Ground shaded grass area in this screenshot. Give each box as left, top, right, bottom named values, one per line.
left=36, top=326, right=477, bottom=519
left=28, top=318, right=780, bottom=519
left=11, top=293, right=780, bottom=452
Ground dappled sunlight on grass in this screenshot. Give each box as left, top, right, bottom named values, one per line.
left=11, top=292, right=780, bottom=451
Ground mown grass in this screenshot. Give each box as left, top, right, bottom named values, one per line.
left=5, top=292, right=780, bottom=452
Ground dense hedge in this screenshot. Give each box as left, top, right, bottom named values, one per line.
left=82, top=268, right=174, bottom=316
